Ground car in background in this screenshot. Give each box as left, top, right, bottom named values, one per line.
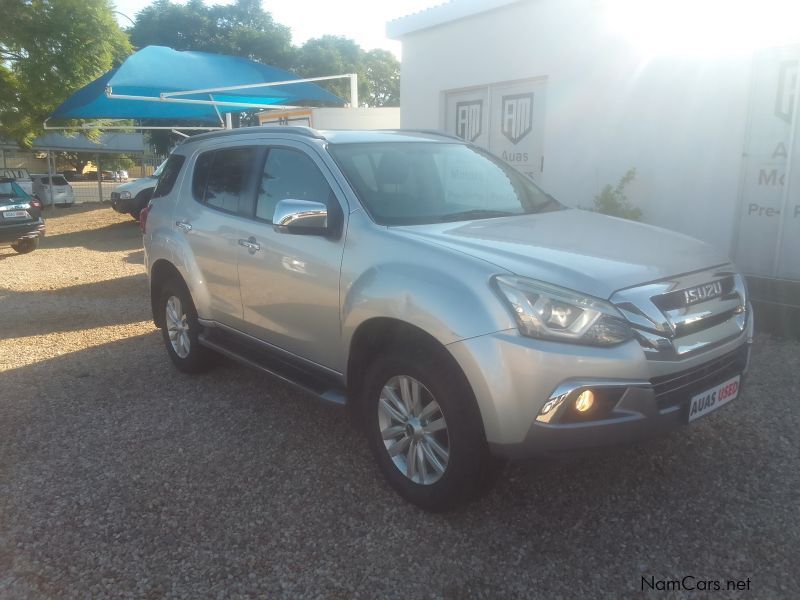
left=0, top=168, right=33, bottom=195
left=31, top=174, right=76, bottom=207
left=85, top=170, right=117, bottom=181
left=111, top=159, right=166, bottom=220
left=62, top=170, right=84, bottom=182
left=0, top=177, right=45, bottom=254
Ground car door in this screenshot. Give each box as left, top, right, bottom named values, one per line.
left=174, top=145, right=260, bottom=329
left=236, top=142, right=347, bottom=370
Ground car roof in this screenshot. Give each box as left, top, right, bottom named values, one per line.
left=181, top=126, right=463, bottom=146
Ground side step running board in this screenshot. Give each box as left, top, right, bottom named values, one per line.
left=198, top=331, right=348, bottom=407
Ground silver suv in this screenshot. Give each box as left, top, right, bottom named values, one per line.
left=143, top=127, right=753, bottom=510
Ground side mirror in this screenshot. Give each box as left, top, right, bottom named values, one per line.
left=273, top=199, right=329, bottom=236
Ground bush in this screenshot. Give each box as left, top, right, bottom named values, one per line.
left=592, top=168, right=642, bottom=221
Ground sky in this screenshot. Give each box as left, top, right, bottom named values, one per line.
left=111, top=0, right=439, bottom=56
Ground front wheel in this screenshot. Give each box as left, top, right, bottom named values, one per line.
left=11, top=237, right=39, bottom=254
left=362, top=350, right=500, bottom=511
left=158, top=280, right=214, bottom=374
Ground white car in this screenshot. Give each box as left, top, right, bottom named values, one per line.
left=31, top=174, right=76, bottom=207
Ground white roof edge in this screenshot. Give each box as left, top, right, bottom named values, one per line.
left=387, top=0, right=524, bottom=39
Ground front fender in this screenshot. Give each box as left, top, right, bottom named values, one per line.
left=340, top=217, right=516, bottom=358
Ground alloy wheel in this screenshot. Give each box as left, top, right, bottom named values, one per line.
left=378, top=375, right=450, bottom=485
left=165, top=295, right=191, bottom=358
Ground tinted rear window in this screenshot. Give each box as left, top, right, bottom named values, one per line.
left=0, top=180, right=26, bottom=198
left=39, top=175, right=68, bottom=186
left=193, top=147, right=256, bottom=214
left=152, top=155, right=186, bottom=199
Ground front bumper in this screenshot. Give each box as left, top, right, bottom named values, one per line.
left=0, top=218, right=45, bottom=244
left=446, top=322, right=752, bottom=458
left=111, top=194, right=137, bottom=213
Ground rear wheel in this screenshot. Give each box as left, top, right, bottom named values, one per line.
left=11, top=237, right=39, bottom=254
left=158, top=279, right=214, bottom=373
left=362, top=349, right=500, bottom=511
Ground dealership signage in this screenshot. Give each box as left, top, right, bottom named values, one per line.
left=445, top=78, right=546, bottom=182
left=735, top=45, right=800, bottom=279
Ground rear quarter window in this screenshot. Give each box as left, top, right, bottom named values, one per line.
left=152, top=155, right=186, bottom=199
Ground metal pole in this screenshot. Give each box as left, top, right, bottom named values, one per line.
left=225, top=113, right=233, bottom=129
left=350, top=74, right=359, bottom=108
left=47, top=150, right=55, bottom=208
left=96, top=153, right=103, bottom=203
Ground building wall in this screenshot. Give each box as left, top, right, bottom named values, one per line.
left=396, top=0, right=756, bottom=256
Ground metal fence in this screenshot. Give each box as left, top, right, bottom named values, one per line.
left=53, top=155, right=163, bottom=205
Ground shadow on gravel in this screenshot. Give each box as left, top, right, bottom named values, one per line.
left=0, top=274, right=149, bottom=339
left=41, top=220, right=141, bottom=253
left=0, top=333, right=796, bottom=597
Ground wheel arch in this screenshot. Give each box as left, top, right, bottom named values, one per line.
left=150, top=259, right=187, bottom=328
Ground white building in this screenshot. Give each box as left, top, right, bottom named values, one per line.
left=388, top=0, right=800, bottom=304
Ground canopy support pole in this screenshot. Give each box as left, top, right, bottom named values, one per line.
left=47, top=150, right=55, bottom=208
left=159, top=73, right=356, bottom=98
left=106, top=93, right=300, bottom=111
left=96, top=154, right=103, bottom=204
left=350, top=74, right=358, bottom=108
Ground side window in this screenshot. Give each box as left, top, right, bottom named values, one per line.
left=192, top=151, right=213, bottom=202
left=152, top=154, right=186, bottom=199
left=256, top=148, right=332, bottom=222
left=202, top=147, right=254, bottom=214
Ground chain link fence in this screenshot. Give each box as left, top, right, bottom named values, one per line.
left=64, top=155, right=163, bottom=205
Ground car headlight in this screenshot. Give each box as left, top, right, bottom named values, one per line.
left=119, top=191, right=132, bottom=199
left=494, top=275, right=633, bottom=346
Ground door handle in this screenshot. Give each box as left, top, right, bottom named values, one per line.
left=238, top=237, right=261, bottom=252
left=175, top=220, right=192, bottom=232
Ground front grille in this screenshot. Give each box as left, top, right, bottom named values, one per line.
left=611, top=266, right=748, bottom=360
left=650, top=345, right=748, bottom=410
left=110, top=192, right=120, bottom=201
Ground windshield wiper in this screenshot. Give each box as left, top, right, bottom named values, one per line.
left=437, top=209, right=516, bottom=223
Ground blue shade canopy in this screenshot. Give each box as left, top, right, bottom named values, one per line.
left=50, top=46, right=344, bottom=124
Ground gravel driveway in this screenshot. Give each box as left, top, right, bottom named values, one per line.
left=1, top=205, right=798, bottom=598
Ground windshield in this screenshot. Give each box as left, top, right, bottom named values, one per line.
left=328, top=142, right=560, bottom=225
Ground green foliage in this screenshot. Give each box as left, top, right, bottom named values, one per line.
left=592, top=168, right=642, bottom=221
left=293, top=37, right=399, bottom=107
left=0, top=0, right=132, bottom=147
left=129, top=2, right=400, bottom=108
left=129, top=0, right=293, bottom=68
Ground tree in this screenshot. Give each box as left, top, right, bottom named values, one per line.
left=129, top=0, right=293, bottom=69
left=363, top=49, right=400, bottom=107
left=0, top=0, right=131, bottom=147
left=293, top=36, right=400, bottom=107
left=592, top=168, right=642, bottom=221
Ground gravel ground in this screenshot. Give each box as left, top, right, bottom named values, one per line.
left=1, top=205, right=798, bottom=599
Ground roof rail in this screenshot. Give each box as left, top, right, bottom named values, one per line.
left=182, top=125, right=327, bottom=144
left=377, top=128, right=465, bottom=142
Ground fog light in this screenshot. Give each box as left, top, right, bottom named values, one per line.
left=574, top=390, right=595, bottom=412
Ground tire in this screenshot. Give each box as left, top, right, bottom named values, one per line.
left=10, top=237, right=39, bottom=254
left=362, top=348, right=500, bottom=511
left=158, top=279, right=214, bottom=374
